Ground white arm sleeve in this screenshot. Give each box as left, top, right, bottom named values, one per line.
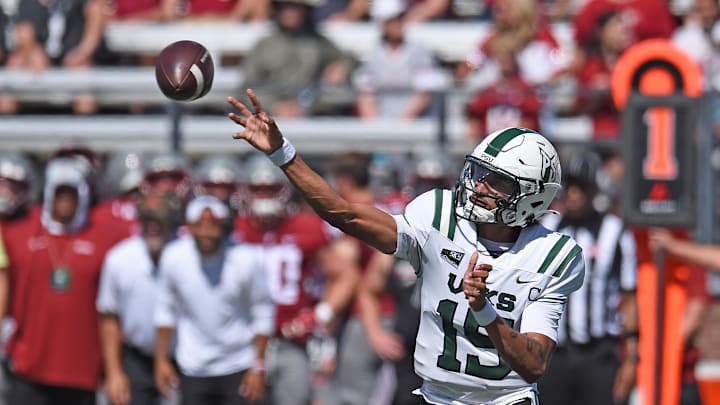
left=154, top=251, right=178, bottom=328
left=520, top=253, right=585, bottom=342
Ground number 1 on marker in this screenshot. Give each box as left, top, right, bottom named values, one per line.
left=643, top=107, right=678, bottom=181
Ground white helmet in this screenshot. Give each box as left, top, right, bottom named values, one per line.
left=0, top=151, right=36, bottom=217
left=141, top=151, right=193, bottom=200
left=454, top=127, right=561, bottom=227
left=104, top=151, right=145, bottom=198
left=243, top=154, right=292, bottom=220
left=194, top=154, right=244, bottom=211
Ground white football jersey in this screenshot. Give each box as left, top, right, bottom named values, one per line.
left=393, top=189, right=585, bottom=404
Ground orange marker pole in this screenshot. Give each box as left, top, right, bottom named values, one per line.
left=635, top=229, right=688, bottom=405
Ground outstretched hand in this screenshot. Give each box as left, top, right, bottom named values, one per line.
left=227, top=89, right=284, bottom=154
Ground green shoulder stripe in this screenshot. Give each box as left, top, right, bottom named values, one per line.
left=432, top=188, right=443, bottom=231
left=447, top=193, right=456, bottom=241
left=537, top=235, right=570, bottom=274
left=432, top=189, right=456, bottom=241
left=552, top=244, right=583, bottom=277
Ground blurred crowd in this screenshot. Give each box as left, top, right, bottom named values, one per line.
left=1, top=0, right=719, bottom=141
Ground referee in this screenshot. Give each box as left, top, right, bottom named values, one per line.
left=539, top=151, right=639, bottom=405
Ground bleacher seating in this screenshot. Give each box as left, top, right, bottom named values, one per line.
left=0, top=20, right=591, bottom=153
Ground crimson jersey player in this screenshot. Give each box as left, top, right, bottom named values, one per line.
left=90, top=151, right=148, bottom=244
left=232, top=154, right=357, bottom=405
left=573, top=0, right=676, bottom=48
left=1, top=158, right=118, bottom=405
left=234, top=211, right=330, bottom=338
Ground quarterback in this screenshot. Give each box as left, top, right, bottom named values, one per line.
left=227, top=89, right=585, bottom=405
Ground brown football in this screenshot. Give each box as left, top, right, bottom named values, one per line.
left=155, top=40, right=214, bottom=102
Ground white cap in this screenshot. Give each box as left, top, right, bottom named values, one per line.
left=186, top=195, right=229, bottom=223
left=371, top=0, right=407, bottom=21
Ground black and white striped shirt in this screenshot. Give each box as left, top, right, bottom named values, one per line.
left=543, top=211, right=637, bottom=345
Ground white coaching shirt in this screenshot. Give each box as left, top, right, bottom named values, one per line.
left=97, top=235, right=161, bottom=356
left=155, top=237, right=275, bottom=377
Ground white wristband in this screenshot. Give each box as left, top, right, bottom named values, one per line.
left=251, top=358, right=266, bottom=372
left=314, top=301, right=335, bottom=325
left=267, top=137, right=296, bottom=167
left=471, top=300, right=497, bottom=327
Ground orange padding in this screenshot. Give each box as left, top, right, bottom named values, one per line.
left=634, top=229, right=689, bottom=405
left=698, top=379, right=720, bottom=404
left=612, top=39, right=703, bottom=109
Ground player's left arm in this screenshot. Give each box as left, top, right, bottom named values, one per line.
left=464, top=250, right=585, bottom=383
left=484, top=321, right=555, bottom=383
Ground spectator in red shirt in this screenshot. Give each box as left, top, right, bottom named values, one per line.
left=0, top=157, right=118, bottom=405
left=456, top=0, right=568, bottom=87
left=572, top=0, right=676, bottom=49
left=106, top=0, right=164, bottom=20
left=572, top=11, right=631, bottom=139
left=465, top=43, right=542, bottom=140
left=162, top=0, right=269, bottom=21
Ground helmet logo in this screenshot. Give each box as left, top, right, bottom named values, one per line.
left=539, top=147, right=558, bottom=183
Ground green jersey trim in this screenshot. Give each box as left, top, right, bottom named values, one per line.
left=432, top=189, right=456, bottom=241
left=537, top=234, right=570, bottom=274
left=552, top=244, right=583, bottom=277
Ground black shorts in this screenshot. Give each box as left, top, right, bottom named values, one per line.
left=8, top=374, right=95, bottom=405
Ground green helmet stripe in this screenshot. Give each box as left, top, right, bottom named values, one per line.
left=484, top=128, right=536, bottom=157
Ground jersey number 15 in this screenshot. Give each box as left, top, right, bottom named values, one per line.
left=436, top=299, right=514, bottom=380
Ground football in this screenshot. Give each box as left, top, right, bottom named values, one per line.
left=155, top=40, right=214, bottom=102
